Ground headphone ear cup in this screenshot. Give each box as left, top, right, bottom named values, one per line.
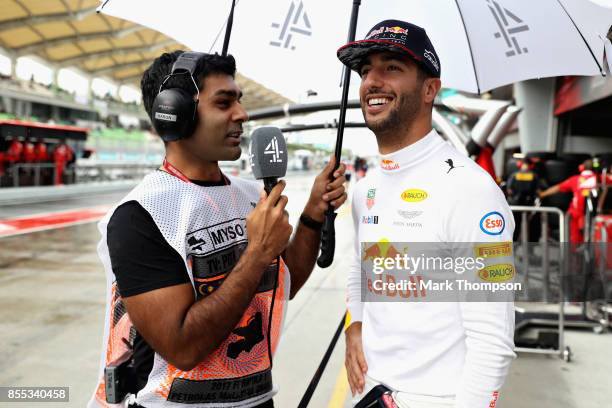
left=152, top=88, right=197, bottom=142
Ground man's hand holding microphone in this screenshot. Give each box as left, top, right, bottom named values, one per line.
left=247, top=127, right=348, bottom=299
left=246, top=127, right=292, bottom=267
left=245, top=180, right=292, bottom=267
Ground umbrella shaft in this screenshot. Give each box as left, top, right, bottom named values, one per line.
left=222, top=0, right=237, bottom=56
left=333, top=0, right=362, bottom=165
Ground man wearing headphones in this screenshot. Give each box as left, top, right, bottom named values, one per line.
left=89, top=51, right=346, bottom=408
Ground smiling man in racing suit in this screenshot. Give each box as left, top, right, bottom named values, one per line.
left=337, top=20, right=516, bottom=408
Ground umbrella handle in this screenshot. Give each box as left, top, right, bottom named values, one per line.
left=316, top=207, right=337, bottom=268
left=316, top=0, right=361, bottom=269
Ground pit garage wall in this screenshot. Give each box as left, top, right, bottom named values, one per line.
left=513, top=78, right=558, bottom=153
left=493, top=132, right=520, bottom=177
left=562, top=135, right=612, bottom=153
left=514, top=75, right=612, bottom=156
left=555, top=75, right=612, bottom=154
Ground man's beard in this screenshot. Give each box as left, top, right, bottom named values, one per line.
left=362, top=87, right=421, bottom=136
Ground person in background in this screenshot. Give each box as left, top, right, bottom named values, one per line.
left=53, top=141, right=73, bottom=185
left=34, top=139, right=49, bottom=163
left=354, top=156, right=363, bottom=179
left=22, top=138, right=36, bottom=163
left=506, top=158, right=547, bottom=242
left=539, top=159, right=597, bottom=243
left=0, top=145, right=5, bottom=179
left=6, top=136, right=23, bottom=164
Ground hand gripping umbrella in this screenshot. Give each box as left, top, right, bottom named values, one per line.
left=316, top=0, right=361, bottom=267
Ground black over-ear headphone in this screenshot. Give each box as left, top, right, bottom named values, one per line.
left=152, top=52, right=205, bottom=142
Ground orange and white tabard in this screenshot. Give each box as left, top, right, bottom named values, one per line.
left=90, top=170, right=289, bottom=408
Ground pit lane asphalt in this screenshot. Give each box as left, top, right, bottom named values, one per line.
left=1, top=172, right=611, bottom=408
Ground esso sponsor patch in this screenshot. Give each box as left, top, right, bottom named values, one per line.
left=480, top=211, right=505, bottom=235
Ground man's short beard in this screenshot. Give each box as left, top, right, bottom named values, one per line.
left=363, top=87, right=421, bottom=136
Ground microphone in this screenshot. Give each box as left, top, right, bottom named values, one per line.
left=249, top=127, right=288, bottom=194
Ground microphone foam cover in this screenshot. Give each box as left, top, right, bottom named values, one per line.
left=249, top=126, right=288, bottom=180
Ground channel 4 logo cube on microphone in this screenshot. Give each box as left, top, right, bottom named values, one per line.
left=249, top=127, right=288, bottom=180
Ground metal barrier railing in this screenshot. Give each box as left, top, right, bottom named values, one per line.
left=75, top=163, right=158, bottom=183
left=512, top=205, right=566, bottom=302
left=8, top=163, right=69, bottom=187
left=510, top=205, right=570, bottom=360
left=1, top=163, right=160, bottom=187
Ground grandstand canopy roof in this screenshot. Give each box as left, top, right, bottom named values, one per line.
left=0, top=0, right=292, bottom=109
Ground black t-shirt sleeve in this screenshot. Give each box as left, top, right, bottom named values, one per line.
left=107, top=200, right=190, bottom=297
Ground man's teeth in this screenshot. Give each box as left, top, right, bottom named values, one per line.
left=368, top=98, right=390, bottom=106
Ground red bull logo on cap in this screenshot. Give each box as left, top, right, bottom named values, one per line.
left=385, top=26, right=409, bottom=35
left=366, top=27, right=385, bottom=39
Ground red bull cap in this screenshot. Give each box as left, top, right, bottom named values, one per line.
left=337, top=19, right=441, bottom=78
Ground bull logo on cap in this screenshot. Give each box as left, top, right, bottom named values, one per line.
left=385, top=26, right=409, bottom=35
left=366, top=27, right=385, bottom=39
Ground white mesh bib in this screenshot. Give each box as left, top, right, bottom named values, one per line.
left=89, top=171, right=290, bottom=408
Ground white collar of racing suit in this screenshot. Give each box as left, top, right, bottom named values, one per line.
left=378, top=129, right=444, bottom=173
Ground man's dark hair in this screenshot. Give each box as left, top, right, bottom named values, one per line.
left=141, top=50, right=237, bottom=121
left=416, top=65, right=434, bottom=83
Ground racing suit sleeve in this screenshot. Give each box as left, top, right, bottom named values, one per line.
left=445, top=175, right=516, bottom=408
left=558, top=176, right=575, bottom=193
left=347, top=188, right=364, bottom=324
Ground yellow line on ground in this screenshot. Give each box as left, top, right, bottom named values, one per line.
left=327, top=365, right=350, bottom=408
left=327, top=197, right=351, bottom=407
